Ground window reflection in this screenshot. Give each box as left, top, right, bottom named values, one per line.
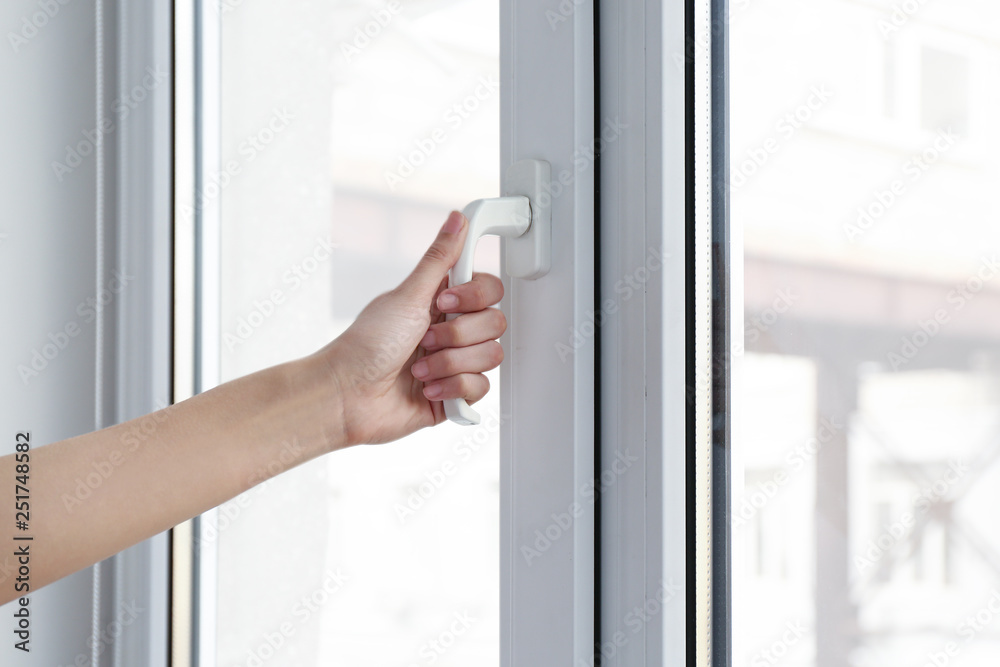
left=734, top=1, right=1000, bottom=665
left=216, top=2, right=500, bottom=665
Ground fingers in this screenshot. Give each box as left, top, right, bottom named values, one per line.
left=414, top=339, right=497, bottom=402
left=437, top=272, right=504, bottom=314
left=420, top=308, right=507, bottom=351
left=401, top=211, right=468, bottom=301
left=399, top=212, right=505, bottom=410
left=410, top=341, right=503, bottom=383
left=421, top=373, right=491, bottom=403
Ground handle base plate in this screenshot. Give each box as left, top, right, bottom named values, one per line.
left=504, top=159, right=551, bottom=280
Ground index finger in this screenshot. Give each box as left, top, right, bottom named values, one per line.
left=438, top=272, right=504, bottom=313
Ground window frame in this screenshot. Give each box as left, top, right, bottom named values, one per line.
left=174, top=0, right=730, bottom=665
left=498, top=0, right=597, bottom=662
left=173, top=0, right=223, bottom=666
left=596, top=0, right=722, bottom=664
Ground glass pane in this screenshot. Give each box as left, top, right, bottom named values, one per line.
left=732, top=2, right=1000, bottom=666
left=214, top=2, right=500, bottom=665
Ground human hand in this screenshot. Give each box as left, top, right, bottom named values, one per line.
left=3, top=211, right=503, bottom=601
left=320, top=210, right=507, bottom=446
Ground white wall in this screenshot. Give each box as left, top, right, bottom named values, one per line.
left=0, top=1, right=172, bottom=664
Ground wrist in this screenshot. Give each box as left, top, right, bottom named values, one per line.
left=295, top=345, right=354, bottom=453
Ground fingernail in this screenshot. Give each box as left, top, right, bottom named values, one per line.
left=442, top=211, right=465, bottom=235
left=438, top=293, right=459, bottom=310
left=420, top=330, right=436, bottom=348
left=423, top=383, right=443, bottom=399
left=411, top=359, right=429, bottom=379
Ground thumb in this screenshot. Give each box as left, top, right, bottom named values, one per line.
left=402, top=210, right=468, bottom=300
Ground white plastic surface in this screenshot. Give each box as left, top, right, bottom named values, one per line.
left=443, top=159, right=551, bottom=425
left=443, top=195, right=531, bottom=425
left=503, top=159, right=551, bottom=280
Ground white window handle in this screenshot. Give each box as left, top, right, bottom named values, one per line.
left=444, top=159, right=551, bottom=425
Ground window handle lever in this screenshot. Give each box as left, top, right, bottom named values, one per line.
left=444, top=159, right=551, bottom=425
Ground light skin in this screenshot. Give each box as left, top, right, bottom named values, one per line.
left=0, top=211, right=505, bottom=606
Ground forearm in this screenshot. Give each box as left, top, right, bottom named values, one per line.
left=0, top=355, right=341, bottom=605
left=0, top=211, right=505, bottom=606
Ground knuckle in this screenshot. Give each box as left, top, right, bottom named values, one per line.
left=423, top=243, right=450, bottom=266
left=463, top=373, right=487, bottom=396
left=492, top=309, right=508, bottom=336
left=437, top=375, right=458, bottom=396
left=438, top=349, right=460, bottom=376
left=468, top=283, right=488, bottom=310
left=441, top=316, right=468, bottom=347
left=454, top=374, right=472, bottom=393
left=484, top=274, right=504, bottom=303
left=475, top=374, right=491, bottom=395
left=427, top=321, right=448, bottom=347
left=476, top=271, right=500, bottom=285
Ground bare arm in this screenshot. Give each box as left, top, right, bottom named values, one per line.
left=0, top=211, right=505, bottom=605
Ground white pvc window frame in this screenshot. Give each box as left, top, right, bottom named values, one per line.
left=498, top=0, right=596, bottom=663
left=90, top=1, right=175, bottom=665
left=109, top=1, right=175, bottom=662
left=176, top=0, right=727, bottom=665
left=596, top=0, right=699, bottom=664
left=597, top=0, right=725, bottom=665
left=505, top=0, right=722, bottom=662
left=176, top=0, right=603, bottom=662
left=173, top=1, right=222, bottom=666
